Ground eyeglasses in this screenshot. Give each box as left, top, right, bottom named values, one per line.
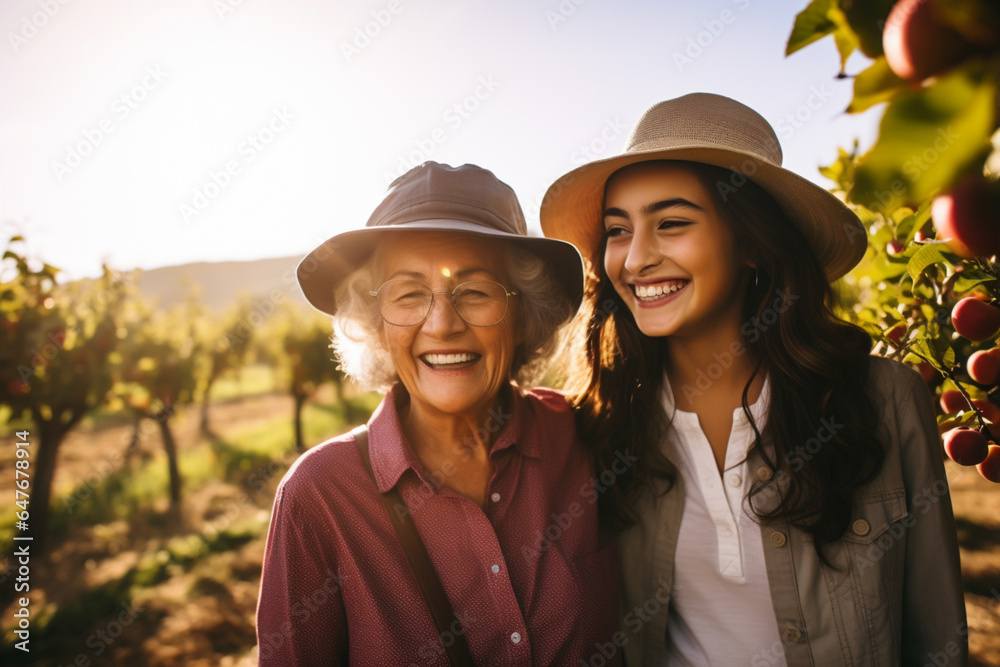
left=370, top=279, right=517, bottom=327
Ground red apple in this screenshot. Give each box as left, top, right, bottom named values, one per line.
left=914, top=229, right=928, bottom=242
left=951, top=297, right=1000, bottom=342
left=883, top=0, right=980, bottom=81
left=939, top=389, right=969, bottom=413
left=944, top=428, right=990, bottom=465
left=932, top=176, right=1000, bottom=259
left=5, top=379, right=28, bottom=397
left=968, top=348, right=1000, bottom=384
left=972, top=399, right=1000, bottom=425
left=918, top=361, right=938, bottom=384
left=886, top=239, right=905, bottom=255
left=977, top=444, right=1000, bottom=482
left=885, top=323, right=906, bottom=347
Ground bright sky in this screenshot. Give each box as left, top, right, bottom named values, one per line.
left=1, top=0, right=882, bottom=281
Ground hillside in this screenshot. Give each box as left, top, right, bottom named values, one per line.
left=129, top=255, right=314, bottom=313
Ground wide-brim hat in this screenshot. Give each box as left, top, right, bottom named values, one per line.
left=539, top=93, right=867, bottom=282
left=297, top=161, right=585, bottom=316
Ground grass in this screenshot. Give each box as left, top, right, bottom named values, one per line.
left=208, top=363, right=281, bottom=401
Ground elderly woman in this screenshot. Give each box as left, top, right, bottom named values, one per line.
left=255, top=162, right=619, bottom=666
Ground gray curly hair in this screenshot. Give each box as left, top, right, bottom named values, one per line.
left=331, top=238, right=576, bottom=393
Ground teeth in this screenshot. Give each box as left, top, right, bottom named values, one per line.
left=424, top=353, right=476, bottom=365
left=634, top=281, right=686, bottom=300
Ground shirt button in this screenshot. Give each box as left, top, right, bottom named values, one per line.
left=852, top=519, right=871, bottom=536
left=490, top=564, right=500, bottom=574
left=756, top=466, right=773, bottom=482
left=728, top=474, right=742, bottom=487
left=781, top=624, right=802, bottom=643
left=770, top=531, right=787, bottom=547
left=510, top=631, right=521, bottom=644
left=491, top=492, right=501, bottom=503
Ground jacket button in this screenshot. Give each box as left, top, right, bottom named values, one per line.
left=756, top=466, right=773, bottom=482
left=781, top=624, right=802, bottom=643
left=770, top=531, right=787, bottom=547
left=852, top=519, right=871, bottom=536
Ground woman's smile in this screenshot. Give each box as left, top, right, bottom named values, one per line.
left=629, top=278, right=689, bottom=306
left=419, top=350, right=483, bottom=370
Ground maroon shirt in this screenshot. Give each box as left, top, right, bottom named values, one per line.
left=255, top=383, right=619, bottom=666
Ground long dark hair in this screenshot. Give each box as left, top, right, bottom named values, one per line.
left=564, top=159, right=885, bottom=555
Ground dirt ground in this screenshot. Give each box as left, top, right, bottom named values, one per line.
left=1, top=391, right=998, bottom=665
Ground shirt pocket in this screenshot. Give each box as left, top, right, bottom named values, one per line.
left=839, top=490, right=910, bottom=612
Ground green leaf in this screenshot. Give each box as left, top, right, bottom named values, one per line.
left=952, top=271, right=996, bottom=294
left=787, top=0, right=838, bottom=56
left=849, top=61, right=997, bottom=214
left=847, top=57, right=910, bottom=114
left=818, top=143, right=859, bottom=192
left=786, top=0, right=858, bottom=73
left=942, top=344, right=956, bottom=368
left=896, top=199, right=933, bottom=243
left=907, top=241, right=954, bottom=282
left=831, top=9, right=860, bottom=73
left=937, top=411, right=979, bottom=431
left=839, top=0, right=895, bottom=58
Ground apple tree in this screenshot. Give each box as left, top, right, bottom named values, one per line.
left=273, top=303, right=344, bottom=452
left=788, top=0, right=1000, bottom=481
left=198, top=298, right=254, bottom=436
left=113, top=298, right=203, bottom=510
left=0, top=236, right=127, bottom=552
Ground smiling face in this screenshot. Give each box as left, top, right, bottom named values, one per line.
left=602, top=161, right=753, bottom=340
left=376, top=231, right=518, bottom=419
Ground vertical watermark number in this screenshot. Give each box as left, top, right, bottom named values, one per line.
left=13, top=429, right=33, bottom=653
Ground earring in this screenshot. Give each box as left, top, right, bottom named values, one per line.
left=754, top=267, right=759, bottom=287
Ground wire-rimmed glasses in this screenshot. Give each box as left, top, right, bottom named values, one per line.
left=370, top=279, right=517, bottom=327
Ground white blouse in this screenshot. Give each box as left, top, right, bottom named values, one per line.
left=659, top=371, right=788, bottom=667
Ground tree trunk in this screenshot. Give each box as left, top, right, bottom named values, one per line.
left=157, top=413, right=182, bottom=509
left=199, top=376, right=216, bottom=436
left=28, top=418, right=66, bottom=556
left=122, top=414, right=143, bottom=465
left=294, top=394, right=306, bottom=453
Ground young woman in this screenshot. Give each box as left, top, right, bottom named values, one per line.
left=540, top=93, right=967, bottom=666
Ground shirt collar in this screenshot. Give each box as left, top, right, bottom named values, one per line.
left=365, top=381, right=531, bottom=493
left=660, top=367, right=771, bottom=459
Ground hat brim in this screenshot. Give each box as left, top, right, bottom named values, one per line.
left=539, top=146, right=868, bottom=282
left=297, top=219, right=586, bottom=316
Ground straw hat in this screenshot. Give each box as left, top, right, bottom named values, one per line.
left=297, top=161, right=585, bottom=316
left=539, top=93, right=867, bottom=281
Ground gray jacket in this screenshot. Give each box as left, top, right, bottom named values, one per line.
left=618, top=356, right=968, bottom=666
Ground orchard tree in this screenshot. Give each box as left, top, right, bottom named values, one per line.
left=788, top=0, right=1000, bottom=481
left=0, top=237, right=126, bottom=552
left=278, top=304, right=345, bottom=452
left=113, top=299, right=203, bottom=510
left=198, top=298, right=254, bottom=436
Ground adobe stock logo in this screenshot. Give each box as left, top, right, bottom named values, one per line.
left=51, top=66, right=169, bottom=182
left=178, top=107, right=294, bottom=223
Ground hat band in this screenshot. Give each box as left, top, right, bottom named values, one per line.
left=370, top=218, right=521, bottom=235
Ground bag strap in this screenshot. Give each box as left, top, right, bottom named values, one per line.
left=352, top=425, right=475, bottom=666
